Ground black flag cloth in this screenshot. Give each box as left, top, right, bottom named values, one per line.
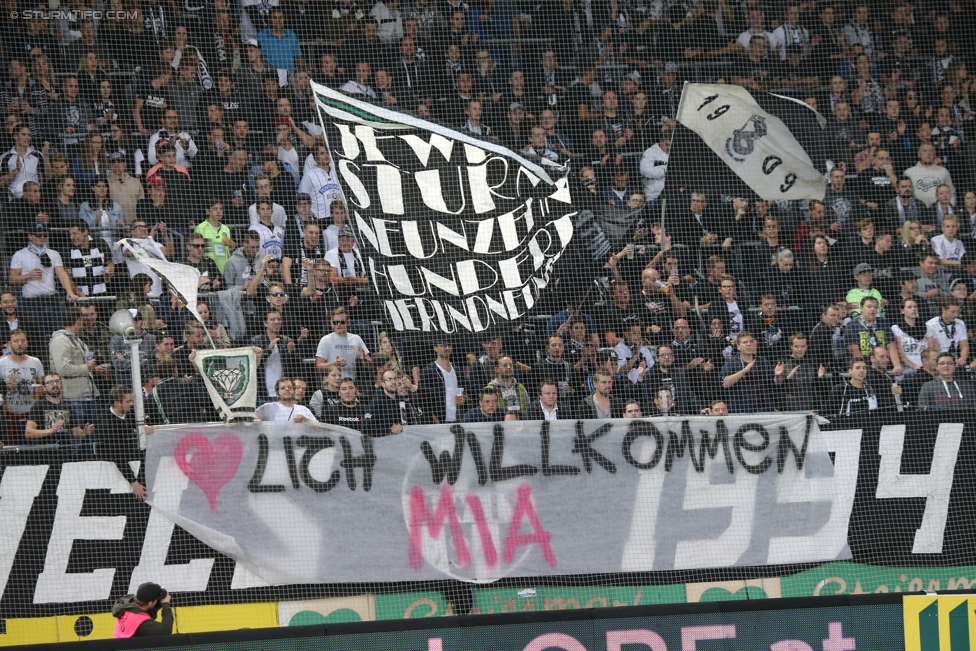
left=311, top=82, right=576, bottom=335
left=665, top=83, right=829, bottom=201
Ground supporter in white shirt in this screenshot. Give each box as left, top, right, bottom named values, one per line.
left=904, top=144, right=955, bottom=208
left=117, top=221, right=174, bottom=297
left=299, top=144, right=344, bottom=222
left=370, top=0, right=403, bottom=44
left=340, top=62, right=377, bottom=98
left=614, top=322, right=654, bottom=384
left=248, top=172, right=288, bottom=229
left=0, top=126, right=46, bottom=199
left=930, top=214, right=966, bottom=267
left=323, top=201, right=360, bottom=253
left=736, top=6, right=778, bottom=54
left=325, top=227, right=368, bottom=283
left=249, top=200, right=285, bottom=260
left=11, top=224, right=76, bottom=300
left=925, top=298, right=968, bottom=364
left=255, top=377, right=317, bottom=421
left=639, top=134, right=670, bottom=205
left=146, top=110, right=198, bottom=168
left=315, top=307, right=370, bottom=380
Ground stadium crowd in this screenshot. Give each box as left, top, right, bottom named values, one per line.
left=0, top=0, right=976, bottom=486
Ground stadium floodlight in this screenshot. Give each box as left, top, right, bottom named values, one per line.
left=110, top=308, right=147, bottom=447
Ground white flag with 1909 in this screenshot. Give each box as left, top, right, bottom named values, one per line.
left=676, top=83, right=826, bottom=201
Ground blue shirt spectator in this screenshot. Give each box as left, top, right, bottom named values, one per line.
left=257, top=10, right=303, bottom=70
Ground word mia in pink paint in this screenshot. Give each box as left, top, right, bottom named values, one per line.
left=408, top=483, right=555, bottom=570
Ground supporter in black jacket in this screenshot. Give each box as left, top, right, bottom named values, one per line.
left=363, top=370, right=415, bottom=436
left=98, top=385, right=151, bottom=500
left=324, top=378, right=365, bottom=431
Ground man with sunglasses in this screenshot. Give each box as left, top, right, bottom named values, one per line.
left=10, top=223, right=80, bottom=335
left=315, top=306, right=370, bottom=381
left=178, top=232, right=223, bottom=291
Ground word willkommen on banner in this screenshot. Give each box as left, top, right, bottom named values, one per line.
left=311, top=82, right=576, bottom=334
left=144, top=414, right=854, bottom=584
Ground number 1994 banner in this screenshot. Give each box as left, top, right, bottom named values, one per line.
left=144, top=414, right=858, bottom=584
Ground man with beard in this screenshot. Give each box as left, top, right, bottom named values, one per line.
left=0, top=328, right=44, bottom=443
left=644, top=345, right=699, bottom=415
left=746, top=295, right=794, bottom=361
left=578, top=369, right=618, bottom=419
left=363, top=370, right=414, bottom=436
left=776, top=333, right=827, bottom=411
left=0, top=287, right=42, bottom=361
left=26, top=373, right=90, bottom=445
left=823, top=167, right=861, bottom=233
left=254, top=377, right=317, bottom=422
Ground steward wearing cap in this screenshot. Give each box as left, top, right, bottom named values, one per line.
left=112, top=582, right=173, bottom=638
left=845, top=263, right=884, bottom=317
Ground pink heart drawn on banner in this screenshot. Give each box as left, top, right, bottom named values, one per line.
left=174, top=433, right=243, bottom=511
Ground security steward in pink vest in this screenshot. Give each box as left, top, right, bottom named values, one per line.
left=112, top=582, right=174, bottom=638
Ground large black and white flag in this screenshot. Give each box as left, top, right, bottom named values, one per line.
left=667, top=83, right=828, bottom=201
left=311, top=82, right=576, bottom=334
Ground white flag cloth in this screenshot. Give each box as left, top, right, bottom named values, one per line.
left=675, top=83, right=826, bottom=200
left=115, top=238, right=205, bottom=327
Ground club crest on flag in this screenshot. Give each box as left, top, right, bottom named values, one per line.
left=194, top=347, right=259, bottom=421
left=725, top=114, right=768, bottom=162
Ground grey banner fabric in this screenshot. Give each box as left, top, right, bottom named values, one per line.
left=144, top=414, right=856, bottom=585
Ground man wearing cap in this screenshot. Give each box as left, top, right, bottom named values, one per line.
left=238, top=39, right=271, bottom=103
left=136, top=174, right=178, bottom=229
left=299, top=144, right=344, bottom=222
left=10, top=223, right=79, bottom=335
left=107, top=153, right=144, bottom=223
left=112, top=582, right=173, bottom=638
left=498, top=102, right=527, bottom=151
left=325, top=225, right=369, bottom=306
left=846, top=263, right=884, bottom=316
